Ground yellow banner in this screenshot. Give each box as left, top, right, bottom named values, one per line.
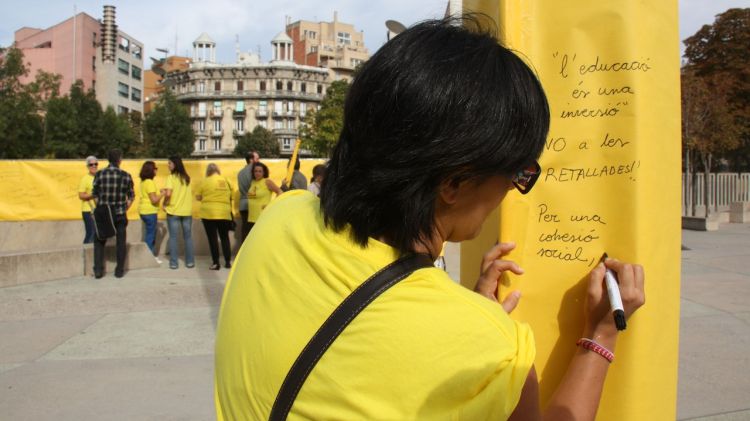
left=463, top=1, right=681, bottom=419
left=0, top=159, right=324, bottom=221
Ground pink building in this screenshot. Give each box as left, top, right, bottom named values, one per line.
left=13, top=6, right=144, bottom=115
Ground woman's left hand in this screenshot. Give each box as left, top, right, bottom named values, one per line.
left=474, top=242, right=524, bottom=313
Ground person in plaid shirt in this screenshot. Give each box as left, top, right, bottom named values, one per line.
left=92, top=149, right=134, bottom=278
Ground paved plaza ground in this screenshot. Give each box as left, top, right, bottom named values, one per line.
left=0, top=224, right=749, bottom=420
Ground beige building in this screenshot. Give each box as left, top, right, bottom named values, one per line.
left=286, top=12, right=370, bottom=81
left=14, top=5, right=144, bottom=115
left=163, top=32, right=329, bottom=157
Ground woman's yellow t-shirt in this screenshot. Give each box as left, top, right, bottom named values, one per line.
left=247, top=178, right=272, bottom=222
left=197, top=174, right=232, bottom=220
left=138, top=178, right=159, bottom=215
left=215, top=191, right=536, bottom=420
left=165, top=174, right=193, bottom=216
left=78, top=173, right=95, bottom=212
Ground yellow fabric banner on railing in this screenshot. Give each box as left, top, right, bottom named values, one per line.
left=462, top=1, right=681, bottom=420
left=0, top=159, right=323, bottom=221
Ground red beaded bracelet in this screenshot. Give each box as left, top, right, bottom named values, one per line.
left=576, top=338, right=614, bottom=363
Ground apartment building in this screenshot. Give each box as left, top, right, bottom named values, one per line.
left=286, top=12, right=370, bottom=81
left=163, top=32, right=329, bottom=157
left=144, top=55, right=191, bottom=113
left=13, top=5, right=144, bottom=115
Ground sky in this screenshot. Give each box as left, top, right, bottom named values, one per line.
left=1, top=0, right=748, bottom=66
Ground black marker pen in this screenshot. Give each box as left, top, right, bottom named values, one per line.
left=601, top=252, right=627, bottom=330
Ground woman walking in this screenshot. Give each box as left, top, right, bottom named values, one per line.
left=163, top=156, right=194, bottom=270
left=138, top=161, right=163, bottom=260
left=196, top=163, right=233, bottom=270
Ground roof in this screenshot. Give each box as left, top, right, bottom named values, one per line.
left=271, top=31, right=293, bottom=43
left=193, top=32, right=215, bottom=44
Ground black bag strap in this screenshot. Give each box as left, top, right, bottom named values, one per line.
left=269, top=253, right=434, bottom=421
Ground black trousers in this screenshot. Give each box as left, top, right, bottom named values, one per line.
left=202, top=219, right=231, bottom=265
left=240, top=210, right=250, bottom=242
left=94, top=214, right=128, bottom=276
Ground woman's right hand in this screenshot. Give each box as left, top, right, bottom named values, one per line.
left=583, top=258, right=645, bottom=343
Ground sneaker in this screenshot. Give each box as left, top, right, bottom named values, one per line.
left=209, top=263, right=220, bottom=271
left=186, top=263, right=195, bottom=269
left=155, top=257, right=163, bottom=264
left=169, top=264, right=178, bottom=270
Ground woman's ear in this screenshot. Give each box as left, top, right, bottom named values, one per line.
left=438, top=177, right=461, bottom=205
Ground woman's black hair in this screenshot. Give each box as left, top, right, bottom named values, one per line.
left=254, top=162, right=270, bottom=179
left=168, top=156, right=191, bottom=185
left=320, top=15, right=550, bottom=255
left=139, top=160, right=156, bottom=181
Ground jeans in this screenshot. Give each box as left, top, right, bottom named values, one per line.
left=93, top=213, right=127, bottom=276
left=202, top=219, right=231, bottom=266
left=167, top=214, right=194, bottom=268
left=82, top=211, right=95, bottom=244
left=140, top=213, right=157, bottom=255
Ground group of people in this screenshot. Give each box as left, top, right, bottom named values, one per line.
left=78, top=150, right=325, bottom=277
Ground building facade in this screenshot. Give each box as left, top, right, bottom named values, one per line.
left=144, top=55, right=191, bottom=114
left=286, top=12, right=370, bottom=81
left=13, top=5, right=144, bottom=115
left=163, top=33, right=329, bottom=157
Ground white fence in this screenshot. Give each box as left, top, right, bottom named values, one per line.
left=683, top=173, right=750, bottom=216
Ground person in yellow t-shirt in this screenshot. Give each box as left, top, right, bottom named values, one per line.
left=215, top=18, right=645, bottom=420
left=163, top=156, right=194, bottom=270
left=196, top=163, right=233, bottom=270
left=138, top=161, right=164, bottom=257
left=78, top=155, right=98, bottom=243
left=246, top=162, right=281, bottom=234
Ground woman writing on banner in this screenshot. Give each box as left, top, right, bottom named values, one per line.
left=163, top=156, right=194, bottom=270
left=215, top=17, right=645, bottom=420
left=246, top=162, right=282, bottom=234
left=138, top=160, right=164, bottom=259
left=196, top=163, right=233, bottom=270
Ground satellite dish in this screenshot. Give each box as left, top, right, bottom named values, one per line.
left=385, top=20, right=407, bottom=35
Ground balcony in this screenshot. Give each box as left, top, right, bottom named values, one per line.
left=256, top=110, right=268, bottom=118
left=233, top=129, right=245, bottom=137
left=233, top=109, right=246, bottom=116
left=175, top=90, right=325, bottom=102
left=272, top=128, right=297, bottom=136
left=191, top=111, right=207, bottom=118
left=211, top=109, right=223, bottom=118
left=211, top=129, right=223, bottom=137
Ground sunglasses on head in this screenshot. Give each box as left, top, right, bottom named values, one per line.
left=511, top=161, right=541, bottom=194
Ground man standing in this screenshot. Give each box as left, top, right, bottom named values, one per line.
left=78, top=155, right=98, bottom=243
left=92, top=149, right=134, bottom=278
left=237, top=150, right=259, bottom=241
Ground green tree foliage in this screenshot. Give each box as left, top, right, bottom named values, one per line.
left=234, top=125, right=280, bottom=158
left=144, top=90, right=194, bottom=158
left=0, top=47, right=44, bottom=158
left=300, top=80, right=348, bottom=157
left=683, top=8, right=750, bottom=171
left=101, top=106, right=136, bottom=156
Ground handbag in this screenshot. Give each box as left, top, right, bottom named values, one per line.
left=93, top=204, right=116, bottom=240
left=269, top=253, right=433, bottom=421
left=227, top=177, right=236, bottom=231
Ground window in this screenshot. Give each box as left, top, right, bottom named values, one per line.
left=213, top=101, right=221, bottom=112
left=213, top=139, right=221, bottom=151
left=131, top=45, right=142, bottom=60
left=274, top=120, right=283, bottom=129
left=119, top=37, right=129, bottom=52
left=258, top=100, right=267, bottom=112
left=310, top=46, right=318, bottom=53
left=237, top=81, right=244, bottom=91
left=92, top=56, right=96, bottom=71
left=131, top=65, right=142, bottom=80
left=286, top=101, right=294, bottom=114
left=287, top=81, right=293, bottom=91
left=274, top=101, right=283, bottom=116
left=303, top=30, right=317, bottom=40
left=258, top=120, right=267, bottom=129
left=198, top=102, right=207, bottom=117
left=214, top=81, right=221, bottom=92
left=118, top=105, right=129, bottom=115
left=350, top=58, right=363, bottom=68
left=260, top=81, right=266, bottom=91
left=235, top=100, right=244, bottom=112
left=317, top=85, right=323, bottom=94
left=190, top=82, right=196, bottom=92
left=235, top=119, right=244, bottom=132
left=131, top=87, right=141, bottom=102
left=118, top=59, right=129, bottom=75
left=199, top=139, right=206, bottom=151
left=299, top=102, right=307, bottom=117
left=337, top=32, right=351, bottom=45
left=198, top=120, right=206, bottom=131
left=282, top=138, right=293, bottom=151
left=118, top=82, right=129, bottom=98
left=300, top=82, right=306, bottom=93
left=198, top=82, right=205, bottom=92
left=276, top=81, right=283, bottom=91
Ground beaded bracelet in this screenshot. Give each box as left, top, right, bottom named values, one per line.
left=576, top=338, right=614, bottom=363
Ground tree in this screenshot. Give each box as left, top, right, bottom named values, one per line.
left=683, top=8, right=750, bottom=172
left=0, top=47, right=44, bottom=158
left=300, top=80, right=348, bottom=157
left=144, top=90, right=194, bottom=157
left=101, top=106, right=136, bottom=156
left=234, top=126, right=279, bottom=158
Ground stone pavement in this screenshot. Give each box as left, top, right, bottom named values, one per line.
left=0, top=224, right=749, bottom=420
